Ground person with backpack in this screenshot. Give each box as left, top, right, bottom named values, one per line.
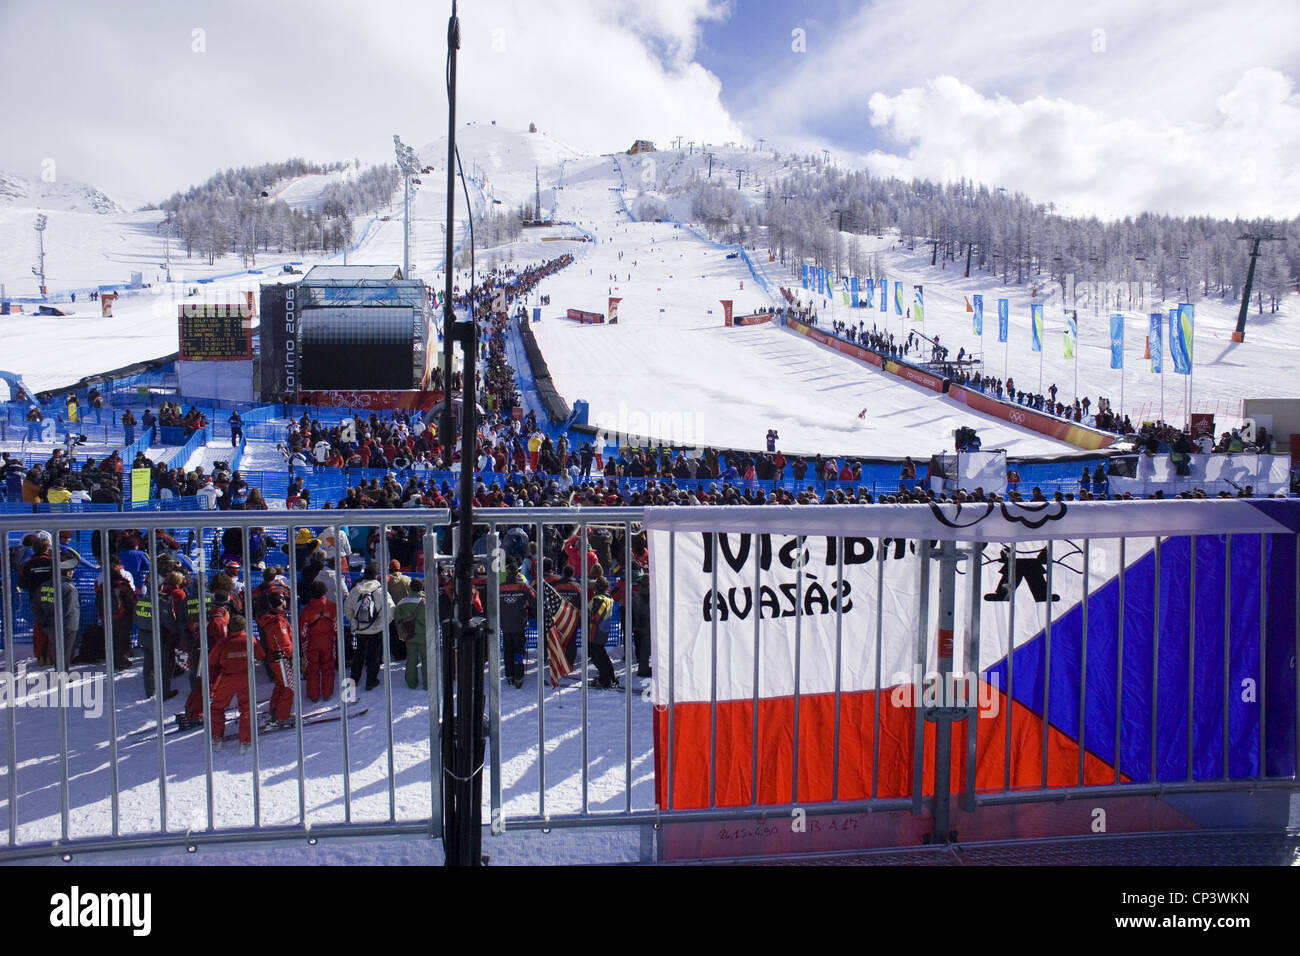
left=393, top=578, right=429, bottom=690
left=345, top=563, right=394, bottom=691
left=586, top=576, right=619, bottom=690
left=257, top=591, right=296, bottom=728
left=209, top=614, right=264, bottom=752
left=299, top=579, right=338, bottom=702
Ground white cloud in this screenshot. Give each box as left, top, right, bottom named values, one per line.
left=860, top=70, right=1300, bottom=219
left=0, top=0, right=745, bottom=201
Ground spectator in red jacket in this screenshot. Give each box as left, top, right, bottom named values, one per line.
left=257, top=591, right=296, bottom=725
left=299, top=579, right=338, bottom=702
left=209, top=615, right=264, bottom=749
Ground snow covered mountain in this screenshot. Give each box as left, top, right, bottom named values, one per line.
left=0, top=169, right=122, bottom=214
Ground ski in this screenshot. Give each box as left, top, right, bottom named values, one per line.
left=126, top=699, right=270, bottom=738
left=221, top=706, right=369, bottom=739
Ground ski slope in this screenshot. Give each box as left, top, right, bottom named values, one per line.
left=1, top=126, right=1294, bottom=451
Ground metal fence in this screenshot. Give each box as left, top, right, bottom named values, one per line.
left=1, top=503, right=1296, bottom=862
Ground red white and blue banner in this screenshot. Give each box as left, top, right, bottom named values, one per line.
left=645, top=501, right=1299, bottom=809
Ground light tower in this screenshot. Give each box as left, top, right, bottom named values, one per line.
left=32, top=214, right=47, bottom=295
left=393, top=135, right=421, bottom=276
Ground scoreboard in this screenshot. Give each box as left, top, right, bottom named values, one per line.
left=177, top=304, right=253, bottom=361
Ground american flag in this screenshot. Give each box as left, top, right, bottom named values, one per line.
left=543, top=582, right=578, bottom=687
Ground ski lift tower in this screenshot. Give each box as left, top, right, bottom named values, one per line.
left=1232, top=233, right=1285, bottom=342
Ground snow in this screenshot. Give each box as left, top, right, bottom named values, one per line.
left=0, top=125, right=1296, bottom=861
left=0, top=648, right=655, bottom=860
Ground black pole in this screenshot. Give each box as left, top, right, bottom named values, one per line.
left=1233, top=238, right=1261, bottom=341
left=437, top=0, right=487, bottom=868
left=440, top=4, right=460, bottom=468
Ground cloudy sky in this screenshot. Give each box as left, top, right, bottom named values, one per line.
left=2, top=0, right=1297, bottom=218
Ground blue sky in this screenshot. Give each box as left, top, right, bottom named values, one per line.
left=1, top=0, right=1297, bottom=218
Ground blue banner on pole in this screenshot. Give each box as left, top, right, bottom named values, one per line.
left=1109, top=313, right=1124, bottom=369
left=997, top=298, right=1009, bottom=343
left=1031, top=304, right=1043, bottom=352
left=973, top=294, right=983, bottom=336
left=1170, top=308, right=1191, bottom=375
left=850, top=276, right=859, bottom=308
left=879, top=280, right=887, bottom=311
left=802, top=264, right=809, bottom=289
left=1150, top=313, right=1163, bottom=373
left=1175, top=303, right=1194, bottom=375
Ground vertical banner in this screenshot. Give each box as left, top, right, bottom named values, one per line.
left=1064, top=314, right=1077, bottom=359
left=720, top=299, right=733, bottom=327
left=131, top=467, right=151, bottom=503
left=1177, top=303, right=1194, bottom=373
left=912, top=285, right=924, bottom=323
left=850, top=276, right=860, bottom=308
left=894, top=281, right=904, bottom=315
left=608, top=297, right=622, bottom=323
left=1170, top=308, right=1190, bottom=375
left=972, top=294, right=983, bottom=336
left=532, top=306, right=541, bottom=323
left=817, top=268, right=825, bottom=295
left=1150, top=313, right=1163, bottom=373
left=879, top=280, right=887, bottom=312
left=997, top=298, right=1009, bottom=343
left=1031, top=304, right=1043, bottom=353
left=802, top=264, right=809, bottom=289
left=1109, top=314, right=1124, bottom=369
left=842, top=283, right=851, bottom=306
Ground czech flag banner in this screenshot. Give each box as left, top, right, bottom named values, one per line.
left=646, top=501, right=1299, bottom=810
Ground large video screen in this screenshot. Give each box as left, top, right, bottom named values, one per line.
left=299, top=306, right=417, bottom=389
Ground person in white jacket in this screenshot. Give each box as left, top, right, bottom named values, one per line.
left=196, top=478, right=222, bottom=510
left=344, top=563, right=395, bottom=691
